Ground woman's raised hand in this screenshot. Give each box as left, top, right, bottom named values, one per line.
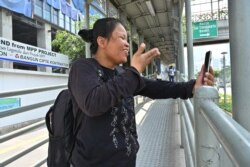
left=131, top=43, right=160, bottom=73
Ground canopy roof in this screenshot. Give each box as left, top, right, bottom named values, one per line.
left=110, top=0, right=184, bottom=65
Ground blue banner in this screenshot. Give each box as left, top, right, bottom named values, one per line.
left=71, top=7, right=77, bottom=21
left=61, top=0, right=77, bottom=20
left=47, top=0, right=60, bottom=10
left=61, top=0, right=65, bottom=14
left=72, top=0, right=84, bottom=13
left=66, top=2, right=71, bottom=18
left=0, top=0, right=33, bottom=18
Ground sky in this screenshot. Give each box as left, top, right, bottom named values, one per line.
left=184, top=42, right=230, bottom=75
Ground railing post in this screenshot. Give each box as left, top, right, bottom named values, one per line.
left=193, top=86, right=220, bottom=167
left=178, top=99, right=184, bottom=149
left=177, top=71, right=184, bottom=149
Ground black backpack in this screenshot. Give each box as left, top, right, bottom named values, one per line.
left=45, top=58, right=109, bottom=167
left=45, top=89, right=77, bottom=167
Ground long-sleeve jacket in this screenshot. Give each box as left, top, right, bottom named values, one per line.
left=68, top=58, right=195, bottom=167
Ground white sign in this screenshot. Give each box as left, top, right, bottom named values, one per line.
left=0, top=37, right=69, bottom=68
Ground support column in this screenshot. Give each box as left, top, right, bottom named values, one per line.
left=228, top=0, right=250, bottom=132
left=0, top=9, right=13, bottom=69
left=178, top=1, right=185, bottom=75
left=85, top=2, right=91, bottom=58
left=37, top=23, right=52, bottom=72
left=129, top=23, right=134, bottom=65
left=185, top=0, right=194, bottom=79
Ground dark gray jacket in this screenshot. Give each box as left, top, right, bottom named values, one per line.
left=68, top=58, right=195, bottom=167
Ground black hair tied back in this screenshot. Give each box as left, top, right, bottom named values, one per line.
left=78, top=29, right=93, bottom=43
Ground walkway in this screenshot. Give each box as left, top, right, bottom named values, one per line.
left=136, top=99, right=185, bottom=167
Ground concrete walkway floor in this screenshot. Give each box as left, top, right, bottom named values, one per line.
left=136, top=99, right=186, bottom=167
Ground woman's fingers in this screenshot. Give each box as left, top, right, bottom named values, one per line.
left=131, top=43, right=160, bottom=73
left=135, top=43, right=146, bottom=56
left=204, top=71, right=214, bottom=86
left=143, top=48, right=160, bottom=62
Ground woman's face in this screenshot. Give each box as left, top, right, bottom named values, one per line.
left=103, top=23, right=129, bottom=65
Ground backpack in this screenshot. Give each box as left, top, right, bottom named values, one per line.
left=45, top=89, right=76, bottom=167
left=45, top=58, right=108, bottom=167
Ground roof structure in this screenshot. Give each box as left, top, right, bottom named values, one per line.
left=110, top=0, right=184, bottom=65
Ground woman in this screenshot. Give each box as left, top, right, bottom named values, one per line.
left=68, top=17, right=214, bottom=167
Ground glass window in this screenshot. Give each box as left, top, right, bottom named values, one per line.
left=65, top=16, right=70, bottom=31
left=35, top=0, right=43, bottom=17
left=107, top=1, right=118, bottom=18
left=71, top=20, right=76, bottom=34
left=59, top=12, right=65, bottom=28
left=91, top=0, right=106, bottom=14
left=75, top=16, right=83, bottom=33
left=44, top=2, right=51, bottom=21
left=53, top=8, right=59, bottom=25
left=89, top=5, right=105, bottom=28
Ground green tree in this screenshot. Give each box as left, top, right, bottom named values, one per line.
left=52, top=30, right=85, bottom=65
left=52, top=14, right=103, bottom=67
left=76, top=14, right=102, bottom=30
left=213, top=69, right=220, bottom=78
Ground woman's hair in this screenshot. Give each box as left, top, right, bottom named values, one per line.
left=78, top=17, right=123, bottom=55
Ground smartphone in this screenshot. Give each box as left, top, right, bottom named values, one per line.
left=204, top=51, right=212, bottom=73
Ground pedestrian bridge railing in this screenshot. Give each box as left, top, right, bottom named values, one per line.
left=0, top=84, right=67, bottom=167
left=0, top=83, right=148, bottom=166
left=179, top=86, right=250, bottom=167
left=1, top=78, right=250, bottom=167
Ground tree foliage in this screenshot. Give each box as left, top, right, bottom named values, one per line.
left=213, top=69, right=220, bottom=78
left=52, top=30, right=85, bottom=65
left=51, top=14, right=103, bottom=66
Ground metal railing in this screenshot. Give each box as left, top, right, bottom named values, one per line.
left=0, top=82, right=150, bottom=166
left=192, top=9, right=228, bottom=22
left=0, top=84, right=67, bottom=167
left=179, top=85, right=250, bottom=167
left=2, top=74, right=250, bottom=166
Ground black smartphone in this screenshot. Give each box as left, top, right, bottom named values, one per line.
left=204, top=51, right=212, bottom=73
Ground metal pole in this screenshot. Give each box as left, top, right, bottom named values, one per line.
left=228, top=0, right=250, bottom=132
left=218, top=0, right=220, bottom=20
left=211, top=0, right=213, bottom=19
left=221, top=52, right=227, bottom=106
left=185, top=0, right=194, bottom=80
left=179, top=1, right=185, bottom=75
left=85, top=2, right=91, bottom=58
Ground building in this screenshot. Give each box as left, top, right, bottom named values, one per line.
left=0, top=0, right=119, bottom=73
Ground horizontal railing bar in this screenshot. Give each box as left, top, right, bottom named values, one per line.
left=0, top=84, right=67, bottom=98
left=181, top=114, right=195, bottom=167
left=0, top=138, right=48, bottom=166
left=181, top=102, right=195, bottom=163
left=0, top=100, right=54, bottom=118
left=200, top=100, right=250, bottom=167
left=184, top=99, right=194, bottom=126
left=0, top=120, right=45, bottom=143
left=32, top=156, right=47, bottom=167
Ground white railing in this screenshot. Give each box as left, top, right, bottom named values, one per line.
left=0, top=84, right=67, bottom=166
left=179, top=85, right=250, bottom=167
left=0, top=83, right=149, bottom=166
